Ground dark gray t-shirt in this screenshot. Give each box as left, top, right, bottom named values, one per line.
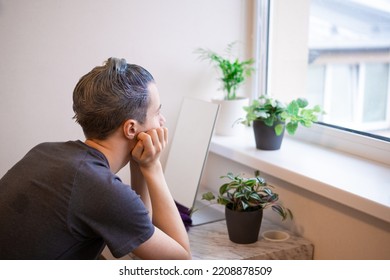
left=0, top=141, right=154, bottom=259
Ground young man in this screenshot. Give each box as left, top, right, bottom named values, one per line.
left=0, top=58, right=191, bottom=260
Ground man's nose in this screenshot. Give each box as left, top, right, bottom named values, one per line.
left=160, top=114, right=166, bottom=126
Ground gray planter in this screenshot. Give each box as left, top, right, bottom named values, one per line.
left=253, top=120, right=285, bottom=150
left=225, top=206, right=263, bottom=244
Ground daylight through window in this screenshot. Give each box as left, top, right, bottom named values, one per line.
left=307, top=0, right=390, bottom=140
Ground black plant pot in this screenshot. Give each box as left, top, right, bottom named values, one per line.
left=225, top=206, right=263, bottom=244
left=253, top=120, right=285, bottom=150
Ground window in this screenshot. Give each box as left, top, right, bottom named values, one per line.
left=254, top=0, right=390, bottom=153
left=247, top=0, right=390, bottom=222
left=308, top=0, right=390, bottom=140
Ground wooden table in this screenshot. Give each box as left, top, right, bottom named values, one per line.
left=102, top=218, right=313, bottom=260
left=188, top=218, right=313, bottom=260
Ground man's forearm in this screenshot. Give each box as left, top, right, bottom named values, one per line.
left=141, top=163, right=191, bottom=255
left=130, top=161, right=152, bottom=215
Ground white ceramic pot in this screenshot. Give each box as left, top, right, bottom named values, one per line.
left=212, top=97, right=249, bottom=136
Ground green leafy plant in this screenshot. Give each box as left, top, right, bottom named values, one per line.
left=242, top=95, right=323, bottom=136
left=195, top=43, right=254, bottom=100
left=202, top=171, right=292, bottom=221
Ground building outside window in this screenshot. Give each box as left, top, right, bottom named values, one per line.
left=308, top=0, right=390, bottom=139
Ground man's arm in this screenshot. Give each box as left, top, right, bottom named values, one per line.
left=130, top=127, right=191, bottom=260
left=130, top=159, right=152, bottom=217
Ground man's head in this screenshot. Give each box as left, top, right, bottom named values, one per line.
left=73, top=57, right=156, bottom=140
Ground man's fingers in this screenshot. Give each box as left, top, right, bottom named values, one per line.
left=156, top=127, right=168, bottom=149
left=132, top=128, right=168, bottom=165
left=162, top=127, right=168, bottom=146
left=131, top=139, right=144, bottom=159
left=137, top=132, right=154, bottom=152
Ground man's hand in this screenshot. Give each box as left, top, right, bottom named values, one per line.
left=131, top=127, right=168, bottom=169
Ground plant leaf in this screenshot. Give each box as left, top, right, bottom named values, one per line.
left=201, top=191, right=215, bottom=201
left=296, top=98, right=308, bottom=108
left=271, top=205, right=287, bottom=220
left=219, top=183, right=230, bottom=196
left=286, top=122, right=298, bottom=135
left=275, top=124, right=285, bottom=136
left=287, top=100, right=299, bottom=115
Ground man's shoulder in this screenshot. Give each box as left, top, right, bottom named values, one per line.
left=34, top=140, right=86, bottom=150
left=33, top=141, right=106, bottom=161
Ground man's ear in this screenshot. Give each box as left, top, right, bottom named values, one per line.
left=123, top=119, right=139, bottom=140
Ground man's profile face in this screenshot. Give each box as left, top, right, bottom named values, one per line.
left=140, top=82, right=166, bottom=132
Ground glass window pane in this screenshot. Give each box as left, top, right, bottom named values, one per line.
left=307, top=65, right=325, bottom=109
left=363, top=63, right=389, bottom=122
left=307, top=0, right=390, bottom=140
left=328, top=64, right=355, bottom=123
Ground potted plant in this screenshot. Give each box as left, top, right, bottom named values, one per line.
left=242, top=95, right=323, bottom=150
left=202, top=171, right=292, bottom=244
left=195, top=42, right=255, bottom=136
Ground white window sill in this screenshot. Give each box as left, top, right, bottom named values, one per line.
left=209, top=127, right=390, bottom=223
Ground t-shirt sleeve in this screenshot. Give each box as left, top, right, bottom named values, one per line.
left=69, top=165, right=155, bottom=258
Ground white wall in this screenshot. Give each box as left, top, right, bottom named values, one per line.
left=0, top=0, right=254, bottom=180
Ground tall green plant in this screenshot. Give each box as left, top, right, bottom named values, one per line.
left=196, top=43, right=254, bottom=100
